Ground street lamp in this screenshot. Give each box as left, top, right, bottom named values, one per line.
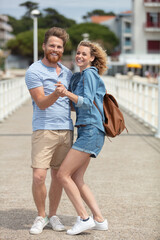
left=31, top=9, right=40, bottom=62
left=82, top=33, right=89, bottom=41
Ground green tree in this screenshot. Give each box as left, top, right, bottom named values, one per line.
left=8, top=15, right=32, bottom=35
left=68, top=23, right=119, bottom=55
left=8, top=1, right=40, bottom=35
left=20, top=1, right=39, bottom=17
left=8, top=7, right=76, bottom=35
left=7, top=23, right=119, bottom=57
left=38, top=8, right=76, bottom=29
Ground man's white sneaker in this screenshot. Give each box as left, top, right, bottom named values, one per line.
left=67, top=216, right=95, bottom=235
left=29, top=216, right=49, bottom=235
left=49, top=215, right=65, bottom=231
left=92, top=219, right=108, bottom=231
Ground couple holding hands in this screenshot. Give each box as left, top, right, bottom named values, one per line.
left=25, top=26, right=108, bottom=235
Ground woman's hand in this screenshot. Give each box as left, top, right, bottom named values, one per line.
left=55, top=81, right=78, bottom=104
left=55, top=82, right=67, bottom=97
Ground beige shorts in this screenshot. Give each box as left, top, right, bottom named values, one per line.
left=31, top=130, right=73, bottom=169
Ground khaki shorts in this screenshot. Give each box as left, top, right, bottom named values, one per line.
left=31, top=130, right=73, bottom=169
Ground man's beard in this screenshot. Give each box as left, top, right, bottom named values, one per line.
left=45, top=50, right=62, bottom=64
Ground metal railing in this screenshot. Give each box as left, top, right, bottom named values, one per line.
left=145, top=22, right=160, bottom=28
left=102, top=76, right=160, bottom=137
left=0, top=77, right=30, bottom=122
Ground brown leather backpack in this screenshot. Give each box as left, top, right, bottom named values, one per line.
left=94, top=91, right=127, bottom=137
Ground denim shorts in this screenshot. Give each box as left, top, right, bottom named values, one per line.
left=72, top=125, right=105, bottom=158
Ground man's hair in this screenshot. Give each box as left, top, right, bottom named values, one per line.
left=43, top=27, right=69, bottom=46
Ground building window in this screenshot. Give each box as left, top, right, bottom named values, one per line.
left=147, top=40, right=160, bottom=53
left=125, top=22, right=131, bottom=33
left=125, top=37, right=131, bottom=46
left=146, top=12, right=160, bottom=27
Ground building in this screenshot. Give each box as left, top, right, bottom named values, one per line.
left=90, top=13, right=133, bottom=55
left=101, top=11, right=132, bottom=55
left=102, top=0, right=160, bottom=76
left=120, top=0, right=160, bottom=76
left=0, top=15, right=14, bottom=48
left=89, top=2, right=160, bottom=76
left=133, top=0, right=160, bottom=55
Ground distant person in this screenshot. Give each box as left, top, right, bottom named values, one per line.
left=55, top=41, right=108, bottom=235
left=144, top=70, right=150, bottom=78
left=25, top=27, right=73, bottom=235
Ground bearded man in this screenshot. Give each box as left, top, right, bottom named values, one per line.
left=25, top=27, right=73, bottom=235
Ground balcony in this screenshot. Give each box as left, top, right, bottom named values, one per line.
left=148, top=49, right=160, bottom=53
left=123, top=40, right=132, bottom=51
left=0, top=22, right=13, bottom=32
left=144, top=0, right=160, bottom=7
left=144, top=22, right=160, bottom=31
left=125, top=28, right=132, bottom=33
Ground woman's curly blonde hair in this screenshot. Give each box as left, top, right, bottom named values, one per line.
left=78, top=41, right=107, bottom=75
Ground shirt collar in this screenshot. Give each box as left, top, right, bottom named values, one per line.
left=82, top=66, right=98, bottom=73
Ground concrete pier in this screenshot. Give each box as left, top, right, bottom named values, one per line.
left=0, top=99, right=160, bottom=240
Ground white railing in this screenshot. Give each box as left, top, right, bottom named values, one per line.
left=1, top=75, right=160, bottom=137
left=102, top=76, right=160, bottom=137
left=0, top=77, right=30, bottom=122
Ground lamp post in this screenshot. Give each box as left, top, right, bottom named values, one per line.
left=31, top=9, right=40, bottom=62
left=82, top=33, right=89, bottom=41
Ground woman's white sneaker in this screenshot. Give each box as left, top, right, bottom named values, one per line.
left=92, top=219, right=108, bottom=231
left=29, top=216, right=49, bottom=235
left=67, top=216, right=95, bottom=235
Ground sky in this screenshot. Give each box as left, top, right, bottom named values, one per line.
left=0, top=0, right=132, bottom=23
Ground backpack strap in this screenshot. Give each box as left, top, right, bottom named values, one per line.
left=93, top=100, right=103, bottom=119
left=94, top=100, right=112, bottom=141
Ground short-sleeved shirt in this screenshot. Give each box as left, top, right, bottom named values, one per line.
left=25, top=60, right=73, bottom=131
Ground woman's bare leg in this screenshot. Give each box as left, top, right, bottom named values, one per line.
left=72, top=158, right=104, bottom=222
left=57, top=149, right=90, bottom=219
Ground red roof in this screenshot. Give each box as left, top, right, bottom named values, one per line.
left=91, top=15, right=115, bottom=24
left=120, top=10, right=132, bottom=14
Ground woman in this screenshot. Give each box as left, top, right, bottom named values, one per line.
left=55, top=41, right=108, bottom=235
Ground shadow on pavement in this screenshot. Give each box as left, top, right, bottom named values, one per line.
left=0, top=210, right=89, bottom=233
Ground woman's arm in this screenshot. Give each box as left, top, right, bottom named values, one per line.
left=55, top=70, right=98, bottom=109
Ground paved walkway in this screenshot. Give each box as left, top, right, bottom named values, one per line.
left=0, top=100, right=160, bottom=240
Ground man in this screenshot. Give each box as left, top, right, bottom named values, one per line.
left=25, top=27, right=73, bottom=235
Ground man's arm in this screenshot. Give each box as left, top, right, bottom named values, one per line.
left=29, top=86, right=59, bottom=110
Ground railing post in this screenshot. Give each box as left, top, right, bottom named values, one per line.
left=155, top=76, right=160, bottom=138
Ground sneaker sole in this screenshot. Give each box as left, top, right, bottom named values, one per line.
left=51, top=227, right=66, bottom=232
left=92, top=226, right=108, bottom=231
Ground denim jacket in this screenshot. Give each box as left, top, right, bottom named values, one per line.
left=70, top=67, right=106, bottom=133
